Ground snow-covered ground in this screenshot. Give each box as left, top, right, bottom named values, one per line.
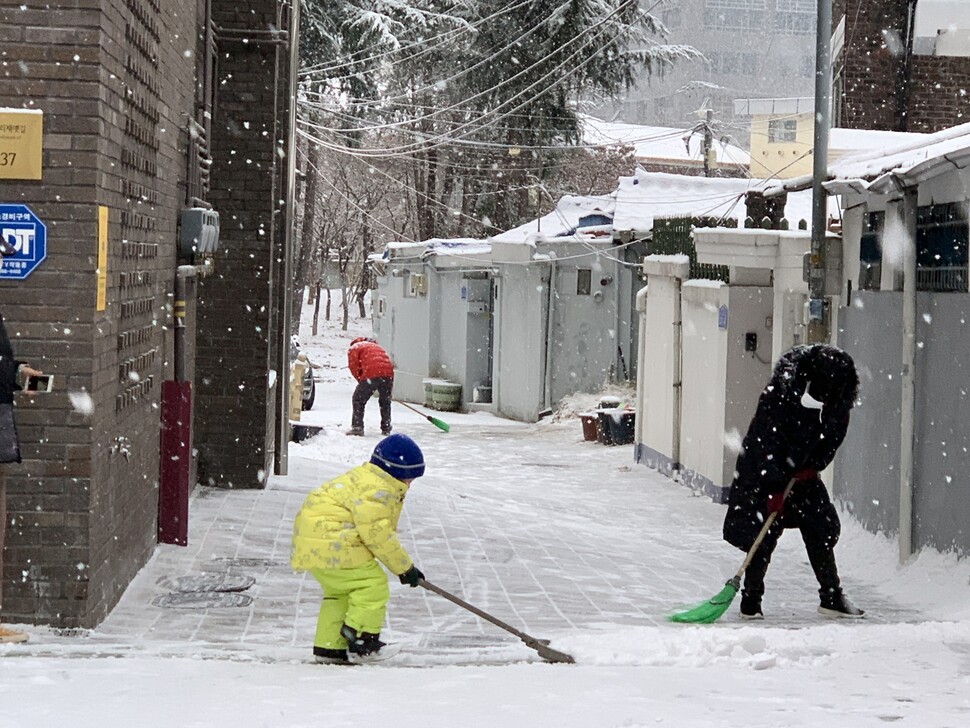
left=2, top=294, right=969, bottom=727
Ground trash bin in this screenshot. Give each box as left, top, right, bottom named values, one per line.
left=599, top=408, right=635, bottom=446
left=579, top=412, right=599, bottom=441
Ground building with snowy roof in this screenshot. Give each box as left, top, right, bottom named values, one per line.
left=578, top=115, right=750, bottom=178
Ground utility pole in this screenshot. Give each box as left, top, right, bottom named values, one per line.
left=807, top=0, right=832, bottom=343
left=702, top=108, right=714, bottom=177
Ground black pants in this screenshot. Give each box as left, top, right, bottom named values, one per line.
left=737, top=480, right=843, bottom=605
left=742, top=519, right=842, bottom=605
left=351, top=377, right=393, bottom=432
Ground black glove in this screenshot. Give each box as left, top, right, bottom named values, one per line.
left=399, top=565, right=424, bottom=587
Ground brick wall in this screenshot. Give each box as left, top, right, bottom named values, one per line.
left=194, top=0, right=292, bottom=489
left=833, top=0, right=910, bottom=131
left=0, top=0, right=202, bottom=627
left=907, top=55, right=970, bottom=132
left=835, top=0, right=970, bottom=133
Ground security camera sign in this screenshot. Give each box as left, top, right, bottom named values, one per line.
left=0, top=204, right=47, bottom=280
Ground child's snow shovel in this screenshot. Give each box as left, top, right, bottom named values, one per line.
left=418, top=579, right=574, bottom=664
left=394, top=400, right=450, bottom=433
left=667, top=479, right=796, bottom=624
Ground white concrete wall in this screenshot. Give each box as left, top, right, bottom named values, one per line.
left=680, top=282, right=730, bottom=487
left=641, top=275, right=680, bottom=462
left=723, top=286, right=774, bottom=482
left=772, top=235, right=811, bottom=359
left=548, top=250, right=622, bottom=404
left=432, top=270, right=470, bottom=390
left=374, top=269, right=432, bottom=404
left=634, top=285, right=649, bottom=445
left=493, top=263, right=546, bottom=421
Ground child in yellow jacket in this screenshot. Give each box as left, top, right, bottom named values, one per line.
left=291, top=433, right=426, bottom=664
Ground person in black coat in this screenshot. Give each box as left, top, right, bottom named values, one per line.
left=723, top=343, right=864, bottom=619
left=0, top=313, right=42, bottom=644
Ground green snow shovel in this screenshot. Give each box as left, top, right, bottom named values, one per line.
left=667, top=479, right=796, bottom=624
left=394, top=400, right=450, bottom=433
left=418, top=579, right=575, bottom=664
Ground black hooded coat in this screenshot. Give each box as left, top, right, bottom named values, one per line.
left=723, top=344, right=860, bottom=553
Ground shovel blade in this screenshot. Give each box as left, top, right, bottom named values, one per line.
left=666, top=580, right=739, bottom=624
left=532, top=641, right=575, bottom=664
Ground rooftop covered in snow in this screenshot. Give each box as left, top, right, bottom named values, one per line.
left=767, top=122, right=970, bottom=196
left=579, top=114, right=750, bottom=169
left=608, top=170, right=825, bottom=234
left=489, top=193, right=615, bottom=245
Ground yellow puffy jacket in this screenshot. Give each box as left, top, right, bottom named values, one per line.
left=291, top=462, right=414, bottom=575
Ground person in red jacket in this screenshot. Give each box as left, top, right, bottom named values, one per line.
left=347, top=337, right=394, bottom=436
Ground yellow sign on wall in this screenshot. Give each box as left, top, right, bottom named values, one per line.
left=0, top=108, right=43, bottom=180
left=97, top=206, right=108, bottom=311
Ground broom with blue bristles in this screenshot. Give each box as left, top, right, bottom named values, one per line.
left=668, top=479, right=795, bottom=624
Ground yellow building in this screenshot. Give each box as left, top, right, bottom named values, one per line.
left=734, top=97, right=816, bottom=180
left=735, top=97, right=929, bottom=181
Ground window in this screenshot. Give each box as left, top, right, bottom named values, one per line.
left=799, top=55, right=815, bottom=78
left=707, top=52, right=758, bottom=76
left=704, top=0, right=765, bottom=30
left=577, top=269, right=592, bottom=296
left=857, top=204, right=969, bottom=293
left=662, top=7, right=682, bottom=29
left=742, top=53, right=759, bottom=76
left=768, top=119, right=798, bottom=143
left=775, top=0, right=815, bottom=34
left=916, top=203, right=969, bottom=292
left=859, top=211, right=884, bottom=291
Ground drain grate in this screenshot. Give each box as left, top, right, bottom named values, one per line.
left=209, top=557, right=286, bottom=569
left=157, top=574, right=255, bottom=593
left=152, top=592, right=253, bottom=609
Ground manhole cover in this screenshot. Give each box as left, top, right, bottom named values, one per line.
left=157, top=574, right=255, bottom=593
left=151, top=592, right=253, bottom=609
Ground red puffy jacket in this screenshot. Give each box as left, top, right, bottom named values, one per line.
left=348, top=338, right=394, bottom=382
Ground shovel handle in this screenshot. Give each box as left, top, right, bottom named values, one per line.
left=418, top=579, right=575, bottom=663
left=734, top=478, right=796, bottom=580
left=418, top=579, right=533, bottom=642
left=395, top=400, right=429, bottom=419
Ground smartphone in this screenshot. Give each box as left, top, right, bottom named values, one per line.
left=25, top=374, right=53, bottom=392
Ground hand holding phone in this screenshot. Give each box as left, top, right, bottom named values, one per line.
left=25, top=373, right=53, bottom=393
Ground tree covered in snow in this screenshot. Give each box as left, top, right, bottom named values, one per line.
left=295, top=0, right=693, bottom=325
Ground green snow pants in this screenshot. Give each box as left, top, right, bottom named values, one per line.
left=310, top=560, right=389, bottom=649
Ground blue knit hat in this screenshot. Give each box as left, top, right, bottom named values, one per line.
left=370, top=434, right=425, bottom=481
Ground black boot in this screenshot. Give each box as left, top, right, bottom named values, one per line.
left=818, top=590, right=865, bottom=619
left=313, top=646, right=350, bottom=665
left=340, top=624, right=386, bottom=657
left=740, top=538, right=773, bottom=619
left=739, top=592, right=763, bottom=620
left=804, top=539, right=864, bottom=618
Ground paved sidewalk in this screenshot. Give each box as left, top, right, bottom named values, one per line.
left=11, top=396, right=919, bottom=666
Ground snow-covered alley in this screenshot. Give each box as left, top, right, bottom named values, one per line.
left=2, top=311, right=969, bottom=728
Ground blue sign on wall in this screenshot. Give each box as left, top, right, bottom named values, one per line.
left=717, top=304, right=729, bottom=330
left=0, top=204, right=47, bottom=280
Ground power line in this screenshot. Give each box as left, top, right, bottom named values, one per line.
left=300, top=1, right=670, bottom=160
left=300, top=0, right=532, bottom=78
left=302, top=0, right=645, bottom=141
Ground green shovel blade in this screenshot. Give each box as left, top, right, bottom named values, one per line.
left=667, top=580, right=738, bottom=624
